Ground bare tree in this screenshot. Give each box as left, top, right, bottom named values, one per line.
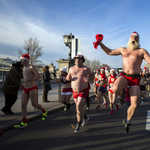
left=100, top=63, right=110, bottom=69
left=91, top=59, right=97, bottom=71
left=84, top=57, right=91, bottom=69
left=84, top=58, right=102, bottom=72
left=18, top=37, right=43, bottom=66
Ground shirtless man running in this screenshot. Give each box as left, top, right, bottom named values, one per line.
left=99, top=31, right=150, bottom=134
left=14, top=54, right=47, bottom=128
left=66, top=55, right=94, bottom=133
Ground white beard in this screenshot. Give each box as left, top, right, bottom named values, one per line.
left=127, top=39, right=140, bottom=50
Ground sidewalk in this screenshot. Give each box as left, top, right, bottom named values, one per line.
left=0, top=83, right=94, bottom=132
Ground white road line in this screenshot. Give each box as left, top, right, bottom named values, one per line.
left=146, top=110, right=150, bottom=130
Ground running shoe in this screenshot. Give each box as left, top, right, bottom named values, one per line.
left=14, top=122, right=27, bottom=129
left=96, top=105, right=100, bottom=110
left=74, top=124, right=81, bottom=133
left=105, top=102, right=107, bottom=108
left=42, top=109, right=48, bottom=120
left=64, top=105, right=67, bottom=111
left=116, top=105, right=119, bottom=111
left=110, top=110, right=114, bottom=115
left=1, top=108, right=9, bottom=115
left=123, top=119, right=131, bottom=134
left=82, top=116, right=89, bottom=126
left=87, top=107, right=89, bottom=111
left=0, top=130, right=3, bottom=138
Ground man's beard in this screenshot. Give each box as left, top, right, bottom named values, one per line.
left=127, top=39, right=140, bottom=50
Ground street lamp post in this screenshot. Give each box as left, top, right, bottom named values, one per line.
left=63, top=33, right=75, bottom=59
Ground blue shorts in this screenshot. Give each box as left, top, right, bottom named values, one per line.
left=98, top=86, right=106, bottom=93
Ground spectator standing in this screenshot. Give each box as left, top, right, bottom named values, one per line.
left=42, top=66, right=52, bottom=103
left=1, top=62, right=23, bottom=114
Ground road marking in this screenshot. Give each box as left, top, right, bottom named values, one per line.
left=146, top=110, right=150, bottom=130
left=71, top=124, right=74, bottom=128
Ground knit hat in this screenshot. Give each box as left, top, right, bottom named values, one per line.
left=61, top=66, right=67, bottom=73
left=131, top=31, right=139, bottom=38
left=20, top=54, right=30, bottom=61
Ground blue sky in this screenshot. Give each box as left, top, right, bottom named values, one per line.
left=0, top=0, right=150, bottom=68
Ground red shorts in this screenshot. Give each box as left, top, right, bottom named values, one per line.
left=61, top=87, right=73, bottom=95
left=73, top=87, right=89, bottom=99
left=120, top=72, right=140, bottom=86
left=23, top=85, right=38, bottom=94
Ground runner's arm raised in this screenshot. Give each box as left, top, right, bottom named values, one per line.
left=99, top=41, right=122, bottom=56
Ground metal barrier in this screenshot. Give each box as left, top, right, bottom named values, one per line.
left=0, top=82, right=62, bottom=110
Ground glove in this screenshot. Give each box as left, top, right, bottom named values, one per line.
left=93, top=34, right=103, bottom=49
left=96, top=34, right=103, bottom=41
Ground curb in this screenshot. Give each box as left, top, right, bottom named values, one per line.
left=1, top=94, right=95, bottom=132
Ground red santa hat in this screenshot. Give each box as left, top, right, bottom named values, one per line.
left=20, top=54, right=30, bottom=61
left=101, top=67, right=105, bottom=71
left=96, top=69, right=100, bottom=73
left=131, top=31, right=139, bottom=38
left=105, top=66, right=108, bottom=68
left=143, top=67, right=147, bottom=70
left=110, top=68, right=115, bottom=72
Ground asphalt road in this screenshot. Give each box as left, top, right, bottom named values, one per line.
left=0, top=97, right=150, bottom=150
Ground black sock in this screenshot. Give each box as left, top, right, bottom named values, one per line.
left=84, top=115, right=87, bottom=119
left=66, top=103, right=70, bottom=110
left=78, top=122, right=82, bottom=126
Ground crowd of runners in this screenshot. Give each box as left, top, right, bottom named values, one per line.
left=1, top=31, right=150, bottom=137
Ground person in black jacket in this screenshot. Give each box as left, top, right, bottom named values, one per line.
left=1, top=62, right=23, bottom=114
left=42, top=66, right=52, bottom=102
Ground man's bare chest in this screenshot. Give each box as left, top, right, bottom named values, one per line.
left=23, top=68, right=32, bottom=76
left=123, top=50, right=142, bottom=59
left=72, top=69, right=87, bottom=76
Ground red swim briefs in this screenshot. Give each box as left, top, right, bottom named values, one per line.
left=73, top=87, right=89, bottom=99
left=23, top=85, right=38, bottom=94
left=109, top=89, right=114, bottom=94
left=120, top=72, right=140, bottom=86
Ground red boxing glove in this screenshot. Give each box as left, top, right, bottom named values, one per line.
left=96, top=34, right=103, bottom=41
left=93, top=34, right=103, bottom=49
